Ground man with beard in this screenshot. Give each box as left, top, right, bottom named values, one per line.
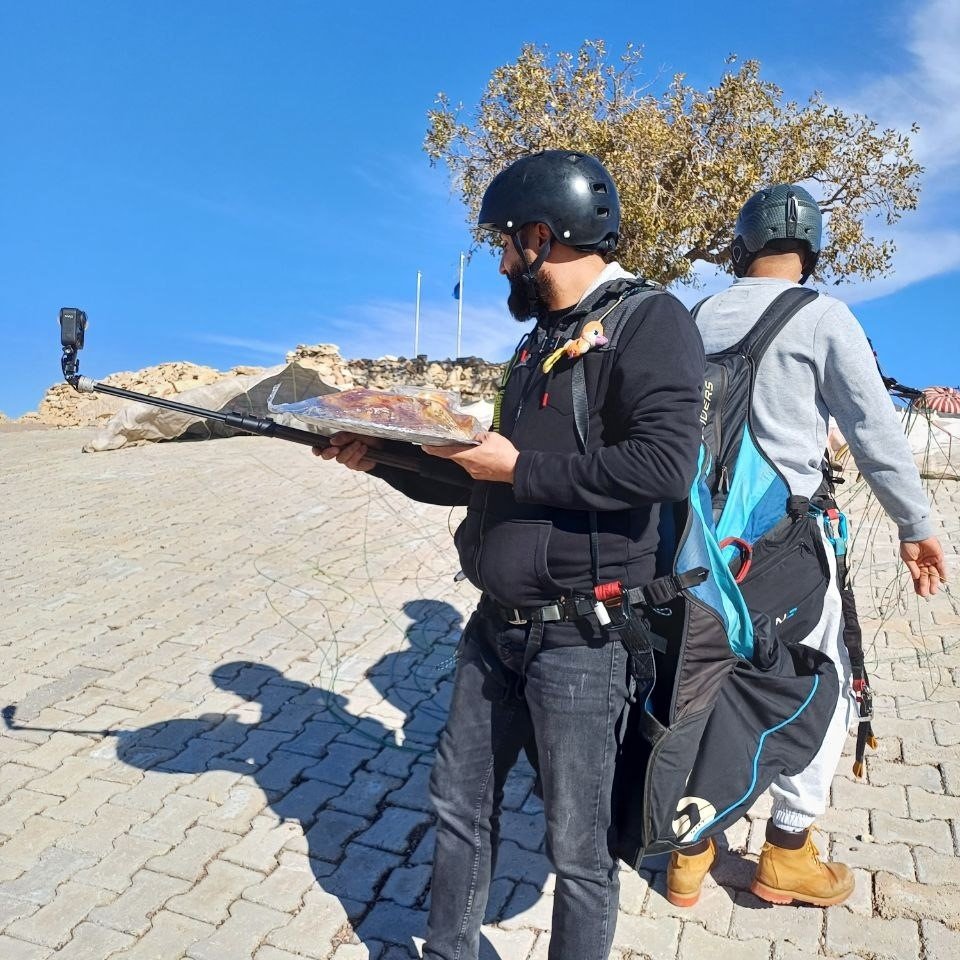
left=318, top=150, right=705, bottom=960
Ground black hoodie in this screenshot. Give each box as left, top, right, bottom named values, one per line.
left=372, top=280, right=705, bottom=609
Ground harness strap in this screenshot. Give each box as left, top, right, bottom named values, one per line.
left=732, top=288, right=820, bottom=364
left=569, top=282, right=666, bottom=589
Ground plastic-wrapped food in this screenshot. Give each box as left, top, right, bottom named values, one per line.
left=268, top=385, right=481, bottom=446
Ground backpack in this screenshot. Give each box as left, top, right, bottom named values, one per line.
left=608, top=288, right=839, bottom=863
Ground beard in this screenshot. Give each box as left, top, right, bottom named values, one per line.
left=506, top=265, right=556, bottom=322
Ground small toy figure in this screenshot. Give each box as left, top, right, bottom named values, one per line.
left=542, top=320, right=608, bottom=373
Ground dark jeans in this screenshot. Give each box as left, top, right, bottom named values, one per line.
left=423, top=608, right=630, bottom=960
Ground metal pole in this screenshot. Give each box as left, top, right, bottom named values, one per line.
left=414, top=270, right=422, bottom=357
left=456, top=252, right=464, bottom=359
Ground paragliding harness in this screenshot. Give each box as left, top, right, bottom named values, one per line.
left=517, top=282, right=838, bottom=862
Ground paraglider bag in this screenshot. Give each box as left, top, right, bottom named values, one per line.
left=610, top=498, right=839, bottom=865
left=735, top=514, right=831, bottom=648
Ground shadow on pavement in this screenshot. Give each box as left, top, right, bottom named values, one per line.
left=109, top=598, right=549, bottom=958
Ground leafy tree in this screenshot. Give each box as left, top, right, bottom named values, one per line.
left=425, top=42, right=921, bottom=285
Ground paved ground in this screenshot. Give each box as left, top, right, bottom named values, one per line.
left=0, top=427, right=958, bottom=960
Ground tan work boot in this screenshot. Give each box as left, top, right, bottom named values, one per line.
left=751, top=828, right=854, bottom=906
left=666, top=838, right=717, bottom=907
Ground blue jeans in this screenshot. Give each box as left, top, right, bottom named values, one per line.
left=423, top=608, right=630, bottom=960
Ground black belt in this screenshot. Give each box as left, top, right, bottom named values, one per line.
left=485, top=568, right=708, bottom=627
left=489, top=594, right=613, bottom=626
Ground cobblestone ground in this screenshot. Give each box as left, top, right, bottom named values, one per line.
left=1, top=427, right=957, bottom=960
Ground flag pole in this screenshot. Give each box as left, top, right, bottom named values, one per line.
left=456, top=252, right=465, bottom=358
left=414, top=270, right=422, bottom=357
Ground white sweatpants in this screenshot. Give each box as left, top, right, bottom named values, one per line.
left=768, top=524, right=858, bottom=831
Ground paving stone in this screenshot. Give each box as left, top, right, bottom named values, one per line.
left=829, top=838, right=916, bottom=879
left=186, top=899, right=289, bottom=960
left=730, top=891, right=823, bottom=946
left=875, top=871, right=960, bottom=925
left=301, top=809, right=369, bottom=862
left=867, top=759, right=943, bottom=791
left=1, top=845, right=97, bottom=905
left=130, top=794, right=214, bottom=847
left=324, top=843, right=403, bottom=902
left=271, top=778, right=342, bottom=826
left=57, top=805, right=150, bottom=855
left=303, top=743, right=378, bottom=787
left=47, top=921, right=133, bottom=959
left=356, top=901, right=428, bottom=947
left=677, top=922, right=771, bottom=960
left=75, top=834, right=171, bottom=894
left=479, top=924, right=537, bottom=959
left=914, top=845, right=960, bottom=884
left=379, top=864, right=432, bottom=908
left=6, top=881, right=115, bottom=949
left=0, top=934, right=53, bottom=959
left=825, top=910, right=921, bottom=959
left=353, top=806, right=431, bottom=856
left=256, top=947, right=317, bottom=960
left=88, top=870, right=192, bottom=936
left=166, top=859, right=262, bottom=924
left=242, top=853, right=317, bottom=913
left=12, top=732, right=98, bottom=772
left=222, top=820, right=304, bottom=873
left=498, top=883, right=554, bottom=931
left=646, top=871, right=733, bottom=935
left=145, top=825, right=234, bottom=882
left=0, top=814, right=80, bottom=876
left=611, top=913, right=681, bottom=957
left=921, top=919, right=960, bottom=960
left=106, top=909, right=215, bottom=960
left=907, top=785, right=960, bottom=821
left=0, top=790, right=60, bottom=833
left=329, top=770, right=404, bottom=819
left=871, top=810, right=953, bottom=849
left=265, top=888, right=359, bottom=958
left=831, top=778, right=908, bottom=816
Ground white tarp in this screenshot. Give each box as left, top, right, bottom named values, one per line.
left=83, top=362, right=336, bottom=452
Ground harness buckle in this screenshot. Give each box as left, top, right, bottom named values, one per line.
left=505, top=608, right=528, bottom=625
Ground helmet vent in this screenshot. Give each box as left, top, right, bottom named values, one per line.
left=592, top=182, right=608, bottom=194
left=596, top=207, right=610, bottom=218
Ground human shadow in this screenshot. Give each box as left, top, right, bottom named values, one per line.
left=108, top=598, right=549, bottom=959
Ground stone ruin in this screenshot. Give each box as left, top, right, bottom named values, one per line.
left=20, top=346, right=506, bottom=428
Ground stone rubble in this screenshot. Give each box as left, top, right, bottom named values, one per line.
left=20, top=346, right=507, bottom=429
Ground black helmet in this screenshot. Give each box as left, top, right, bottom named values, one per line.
left=478, top=150, right=620, bottom=254
left=731, top=184, right=822, bottom=283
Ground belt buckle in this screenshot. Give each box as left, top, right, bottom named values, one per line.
left=505, top=608, right=527, bottom=625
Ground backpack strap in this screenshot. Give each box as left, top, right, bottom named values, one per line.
left=730, top=288, right=819, bottom=365
left=690, top=295, right=713, bottom=320
left=571, top=280, right=666, bottom=587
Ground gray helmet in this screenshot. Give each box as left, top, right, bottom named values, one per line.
left=478, top=150, right=620, bottom=254
left=731, top=184, right=822, bottom=283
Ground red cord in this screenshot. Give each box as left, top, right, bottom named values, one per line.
left=594, top=581, right=623, bottom=603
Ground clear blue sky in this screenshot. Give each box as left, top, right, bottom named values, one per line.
left=1, top=0, right=957, bottom=416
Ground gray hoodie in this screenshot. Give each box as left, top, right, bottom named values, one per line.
left=695, top=277, right=933, bottom=542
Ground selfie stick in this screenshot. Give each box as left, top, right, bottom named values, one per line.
left=58, top=307, right=465, bottom=480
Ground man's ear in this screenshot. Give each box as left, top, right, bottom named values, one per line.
left=533, top=222, right=553, bottom=249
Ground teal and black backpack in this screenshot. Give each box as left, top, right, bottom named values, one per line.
left=609, top=288, right=839, bottom=862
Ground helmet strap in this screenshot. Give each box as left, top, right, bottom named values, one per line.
left=512, top=231, right=553, bottom=320
left=800, top=250, right=819, bottom=285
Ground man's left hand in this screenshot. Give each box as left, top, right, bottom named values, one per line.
left=422, top=432, right=519, bottom=483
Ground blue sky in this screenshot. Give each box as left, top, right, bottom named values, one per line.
left=1, top=0, right=958, bottom=416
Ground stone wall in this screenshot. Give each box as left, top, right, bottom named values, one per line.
left=25, top=346, right=506, bottom=427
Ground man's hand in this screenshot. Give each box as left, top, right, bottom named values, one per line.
left=422, top=431, right=519, bottom=483
left=900, top=536, right=948, bottom=597
left=313, top=432, right=383, bottom=473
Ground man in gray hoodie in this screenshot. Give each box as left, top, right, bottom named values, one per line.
left=667, top=184, right=947, bottom=908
